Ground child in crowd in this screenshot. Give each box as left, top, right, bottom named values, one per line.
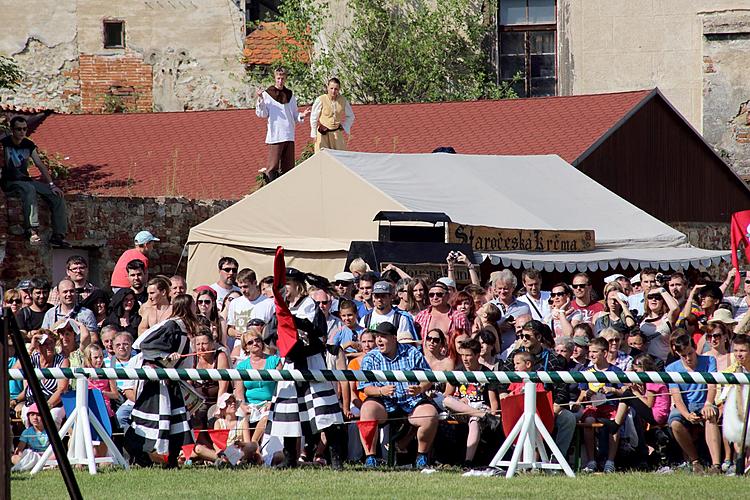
left=12, top=404, right=50, bottom=471
left=577, top=337, right=624, bottom=473
left=213, top=393, right=262, bottom=467
left=84, top=343, right=119, bottom=456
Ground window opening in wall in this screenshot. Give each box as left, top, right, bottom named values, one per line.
left=498, top=0, right=556, bottom=97
left=103, top=20, right=125, bottom=49
left=246, top=0, right=281, bottom=24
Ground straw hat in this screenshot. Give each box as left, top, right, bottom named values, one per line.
left=707, top=308, right=737, bottom=326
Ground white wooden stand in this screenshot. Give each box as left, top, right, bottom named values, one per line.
left=489, top=381, right=575, bottom=477
left=31, top=375, right=129, bottom=475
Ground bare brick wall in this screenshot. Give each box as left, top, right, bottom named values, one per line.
left=0, top=192, right=232, bottom=289
left=79, top=54, right=153, bottom=113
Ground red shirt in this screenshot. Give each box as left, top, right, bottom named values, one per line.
left=110, top=249, right=149, bottom=288
left=570, top=300, right=604, bottom=324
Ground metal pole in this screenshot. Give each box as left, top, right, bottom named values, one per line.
left=736, top=385, right=750, bottom=476
left=5, top=309, right=82, bottom=499
left=0, top=308, right=11, bottom=500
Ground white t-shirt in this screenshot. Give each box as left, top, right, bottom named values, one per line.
left=210, top=283, right=241, bottom=310
left=725, top=296, right=750, bottom=321
left=227, top=295, right=275, bottom=332
left=518, top=292, right=551, bottom=322
left=358, top=308, right=413, bottom=336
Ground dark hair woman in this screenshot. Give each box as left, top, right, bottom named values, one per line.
left=124, top=294, right=200, bottom=468
left=196, top=288, right=228, bottom=348
left=81, top=289, right=110, bottom=330
left=104, top=288, right=141, bottom=337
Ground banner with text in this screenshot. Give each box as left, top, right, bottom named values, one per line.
left=447, top=223, right=595, bottom=253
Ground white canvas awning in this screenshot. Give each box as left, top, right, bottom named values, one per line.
left=186, top=150, right=729, bottom=285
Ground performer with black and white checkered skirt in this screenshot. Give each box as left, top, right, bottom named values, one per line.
left=265, top=266, right=345, bottom=469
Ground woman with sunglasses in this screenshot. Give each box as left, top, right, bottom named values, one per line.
left=545, top=283, right=581, bottom=338
left=599, top=328, right=633, bottom=371
left=4, top=289, right=24, bottom=315
left=395, top=278, right=420, bottom=316
left=639, top=285, right=679, bottom=361
left=234, top=330, right=280, bottom=443
left=423, top=328, right=455, bottom=371
left=593, top=282, right=637, bottom=336
left=14, top=330, right=69, bottom=428
left=220, top=290, right=242, bottom=322
left=196, top=289, right=228, bottom=348
left=702, top=320, right=732, bottom=371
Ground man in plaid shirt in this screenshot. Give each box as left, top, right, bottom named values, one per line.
left=414, top=281, right=469, bottom=347
left=358, top=322, right=438, bottom=468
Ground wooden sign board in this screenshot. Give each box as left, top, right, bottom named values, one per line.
left=447, top=223, right=595, bottom=253
left=380, top=262, right=472, bottom=285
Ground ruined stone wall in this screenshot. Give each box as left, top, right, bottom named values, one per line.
left=558, top=1, right=750, bottom=177
left=0, top=0, right=250, bottom=113
left=702, top=10, right=750, bottom=178
left=0, top=191, right=233, bottom=289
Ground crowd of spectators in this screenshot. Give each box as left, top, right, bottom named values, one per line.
left=5, top=236, right=750, bottom=475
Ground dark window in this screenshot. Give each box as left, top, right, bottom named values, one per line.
left=103, top=20, right=125, bottom=49
left=246, top=0, right=281, bottom=23
left=498, top=0, right=556, bottom=97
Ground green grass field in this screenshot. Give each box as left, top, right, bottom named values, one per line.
left=10, top=468, right=750, bottom=499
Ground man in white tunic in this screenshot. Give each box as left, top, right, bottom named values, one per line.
left=255, top=67, right=310, bottom=181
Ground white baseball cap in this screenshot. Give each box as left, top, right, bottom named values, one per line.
left=134, top=230, right=160, bottom=245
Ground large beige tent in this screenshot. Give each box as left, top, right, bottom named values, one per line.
left=185, top=150, right=728, bottom=288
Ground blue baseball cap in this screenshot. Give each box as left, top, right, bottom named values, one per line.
left=134, top=230, right=160, bottom=245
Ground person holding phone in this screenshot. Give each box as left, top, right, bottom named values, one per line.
left=544, top=283, right=581, bottom=338
left=593, top=282, right=637, bottom=336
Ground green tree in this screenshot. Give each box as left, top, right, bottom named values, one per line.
left=263, top=0, right=516, bottom=104
left=0, top=55, right=24, bottom=91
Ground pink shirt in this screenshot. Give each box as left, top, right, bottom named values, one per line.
left=646, top=383, right=670, bottom=425
left=110, top=249, right=149, bottom=288
left=88, top=379, right=114, bottom=416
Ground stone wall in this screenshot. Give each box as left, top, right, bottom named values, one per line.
left=0, top=191, right=232, bottom=289
left=668, top=221, right=730, bottom=251
left=557, top=1, right=750, bottom=178
left=0, top=0, right=250, bottom=113
left=702, top=11, right=750, bottom=178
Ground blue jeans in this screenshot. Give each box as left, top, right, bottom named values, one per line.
left=116, top=400, right=134, bottom=430
left=3, top=180, right=68, bottom=235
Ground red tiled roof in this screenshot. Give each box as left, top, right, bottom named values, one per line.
left=346, top=90, right=654, bottom=163
left=243, top=22, right=310, bottom=66
left=28, top=90, right=654, bottom=200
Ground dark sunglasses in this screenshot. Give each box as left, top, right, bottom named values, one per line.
left=647, top=294, right=663, bottom=300
left=221, top=267, right=238, bottom=273
left=516, top=333, right=534, bottom=340
left=334, top=281, right=351, bottom=286
left=705, top=333, right=724, bottom=340
left=315, top=300, right=331, bottom=306
left=197, top=299, right=213, bottom=305
left=550, top=292, right=567, bottom=297
left=425, top=336, right=442, bottom=343
left=428, top=292, right=445, bottom=298
left=571, top=283, right=588, bottom=289
left=7, top=299, right=22, bottom=304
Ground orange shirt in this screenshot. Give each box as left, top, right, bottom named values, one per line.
left=348, top=356, right=366, bottom=402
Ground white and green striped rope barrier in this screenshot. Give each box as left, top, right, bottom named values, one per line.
left=8, top=367, right=750, bottom=385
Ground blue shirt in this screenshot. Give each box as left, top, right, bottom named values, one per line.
left=20, top=427, right=49, bottom=453
left=666, top=355, right=716, bottom=407
left=358, top=343, right=430, bottom=412
left=330, top=324, right=364, bottom=353
left=8, top=357, right=22, bottom=400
